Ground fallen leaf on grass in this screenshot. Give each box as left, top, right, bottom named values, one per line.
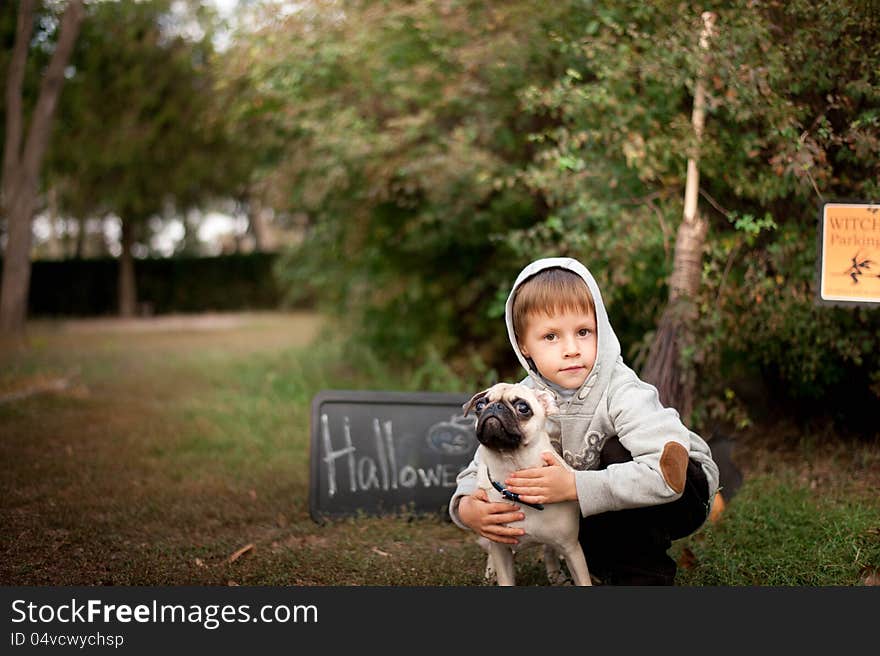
left=194, top=558, right=205, bottom=568
left=677, top=547, right=698, bottom=570
left=228, top=543, right=254, bottom=563
left=708, top=492, right=726, bottom=523
left=371, top=547, right=391, bottom=557
left=860, top=567, right=880, bottom=586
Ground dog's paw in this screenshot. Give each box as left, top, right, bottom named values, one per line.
left=543, top=549, right=574, bottom=585
left=483, top=564, right=498, bottom=585
left=546, top=568, right=574, bottom=586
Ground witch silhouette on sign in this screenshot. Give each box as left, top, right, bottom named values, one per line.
left=842, top=251, right=878, bottom=284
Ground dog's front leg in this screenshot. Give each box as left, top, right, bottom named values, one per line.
left=488, top=542, right=516, bottom=586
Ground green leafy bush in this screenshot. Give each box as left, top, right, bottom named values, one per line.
left=260, top=1, right=879, bottom=431
left=695, top=222, right=880, bottom=434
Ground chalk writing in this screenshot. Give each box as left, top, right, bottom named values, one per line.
left=320, top=413, right=354, bottom=497
left=309, top=391, right=477, bottom=520
left=321, top=413, right=466, bottom=497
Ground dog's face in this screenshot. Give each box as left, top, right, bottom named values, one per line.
left=462, top=383, right=559, bottom=452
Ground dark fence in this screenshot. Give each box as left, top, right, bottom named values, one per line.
left=5, top=252, right=299, bottom=317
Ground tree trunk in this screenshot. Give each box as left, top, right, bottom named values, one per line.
left=640, top=11, right=716, bottom=420
left=247, top=194, right=275, bottom=252
left=0, top=189, right=36, bottom=333
left=180, top=209, right=197, bottom=254
left=0, top=0, right=85, bottom=336
left=118, top=218, right=137, bottom=317
left=75, top=216, right=86, bottom=259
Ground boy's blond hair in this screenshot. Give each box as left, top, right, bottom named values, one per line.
left=512, top=267, right=595, bottom=340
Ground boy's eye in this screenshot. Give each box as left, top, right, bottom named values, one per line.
left=578, top=328, right=592, bottom=337
left=543, top=333, right=557, bottom=341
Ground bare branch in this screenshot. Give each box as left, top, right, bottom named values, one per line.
left=698, top=187, right=732, bottom=220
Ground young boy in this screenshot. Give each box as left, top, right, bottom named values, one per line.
left=449, top=257, right=720, bottom=585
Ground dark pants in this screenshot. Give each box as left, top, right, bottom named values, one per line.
left=577, top=437, right=711, bottom=585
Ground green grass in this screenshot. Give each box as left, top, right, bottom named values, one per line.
left=674, top=477, right=880, bottom=586
left=1, top=312, right=878, bottom=586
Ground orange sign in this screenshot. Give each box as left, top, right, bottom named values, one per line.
left=819, top=202, right=880, bottom=305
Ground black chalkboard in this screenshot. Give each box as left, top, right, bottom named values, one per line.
left=309, top=390, right=478, bottom=521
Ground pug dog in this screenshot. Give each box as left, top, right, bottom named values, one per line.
left=462, top=382, right=591, bottom=586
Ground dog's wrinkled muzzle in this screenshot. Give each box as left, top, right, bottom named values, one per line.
left=476, top=406, right=522, bottom=451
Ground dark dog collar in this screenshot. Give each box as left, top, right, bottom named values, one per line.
left=488, top=470, right=544, bottom=510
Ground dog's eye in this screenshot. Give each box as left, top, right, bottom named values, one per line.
left=474, top=398, right=488, bottom=413
left=515, top=401, right=532, bottom=416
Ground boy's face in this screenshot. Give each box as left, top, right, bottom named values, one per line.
left=518, top=308, right=597, bottom=390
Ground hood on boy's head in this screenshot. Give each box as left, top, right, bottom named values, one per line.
left=504, top=257, right=621, bottom=391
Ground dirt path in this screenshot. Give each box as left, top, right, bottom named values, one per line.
left=0, top=311, right=332, bottom=584
left=27, top=312, right=322, bottom=348
left=49, top=313, right=264, bottom=333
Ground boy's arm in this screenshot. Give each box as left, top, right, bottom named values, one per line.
left=573, top=367, right=698, bottom=517
left=448, top=450, right=481, bottom=529
left=451, top=456, right=527, bottom=544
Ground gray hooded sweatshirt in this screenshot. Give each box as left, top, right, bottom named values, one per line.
left=449, top=257, right=720, bottom=527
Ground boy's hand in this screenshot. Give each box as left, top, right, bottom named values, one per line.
left=505, top=452, right=577, bottom=505
left=458, top=489, right=525, bottom=545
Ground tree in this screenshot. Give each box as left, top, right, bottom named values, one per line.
left=1, top=0, right=84, bottom=336
left=497, top=0, right=880, bottom=423
left=229, top=0, right=880, bottom=426
left=48, top=0, right=239, bottom=315
left=237, top=0, right=589, bottom=364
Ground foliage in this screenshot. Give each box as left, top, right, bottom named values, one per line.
left=684, top=0, right=880, bottom=430
left=6, top=0, right=877, bottom=428
left=250, top=0, right=880, bottom=430
left=47, top=0, right=240, bottom=232
left=696, top=222, right=880, bottom=435
left=508, top=0, right=880, bottom=424
left=240, top=0, right=583, bottom=374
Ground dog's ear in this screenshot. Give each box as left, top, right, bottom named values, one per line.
left=533, top=389, right=560, bottom=417
left=462, top=389, right=490, bottom=417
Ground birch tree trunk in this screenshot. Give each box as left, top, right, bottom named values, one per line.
left=641, top=11, right=716, bottom=420
left=0, top=0, right=85, bottom=336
